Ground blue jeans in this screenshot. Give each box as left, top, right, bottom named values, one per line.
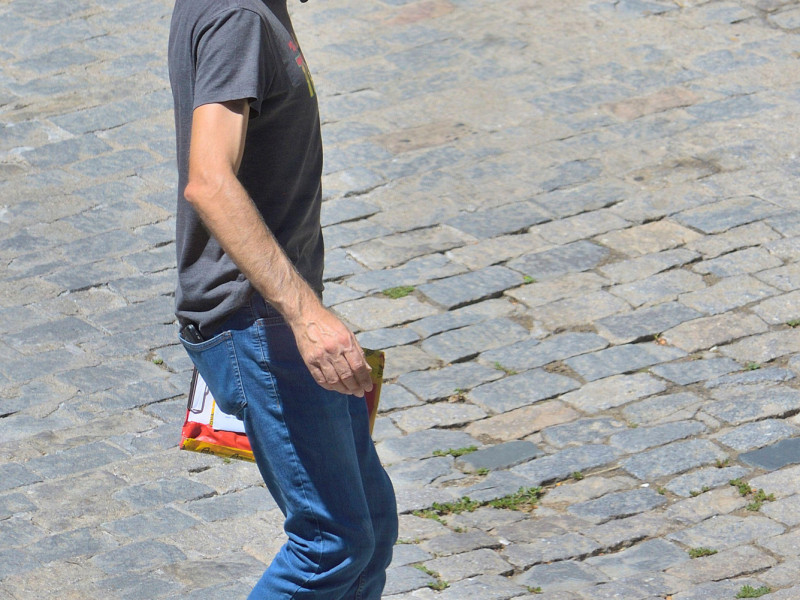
left=180, top=295, right=397, bottom=599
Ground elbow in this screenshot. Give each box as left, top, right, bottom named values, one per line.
left=183, top=172, right=225, bottom=207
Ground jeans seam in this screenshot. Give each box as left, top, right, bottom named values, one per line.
left=354, top=573, right=365, bottom=600
left=256, top=332, right=327, bottom=599
left=228, top=334, right=248, bottom=416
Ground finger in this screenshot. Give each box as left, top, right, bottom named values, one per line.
left=331, top=355, right=365, bottom=397
left=344, top=348, right=373, bottom=395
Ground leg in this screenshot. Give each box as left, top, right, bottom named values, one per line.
left=238, top=316, right=395, bottom=599
left=340, top=397, right=398, bottom=600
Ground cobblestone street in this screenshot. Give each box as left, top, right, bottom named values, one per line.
left=4, top=0, right=800, bottom=597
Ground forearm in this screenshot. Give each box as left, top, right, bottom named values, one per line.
left=183, top=175, right=320, bottom=324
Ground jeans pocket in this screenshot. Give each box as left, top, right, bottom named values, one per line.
left=180, top=330, right=247, bottom=417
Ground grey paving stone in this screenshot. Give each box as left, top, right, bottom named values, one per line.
left=693, top=246, right=782, bottom=278
left=347, top=225, right=475, bottom=270
left=345, top=254, right=468, bottom=295
left=391, top=401, right=487, bottom=433
left=480, top=332, right=609, bottom=373
left=25, top=441, right=129, bottom=479
left=0, top=516, right=44, bottom=548
left=417, top=266, right=524, bottom=309
left=609, top=420, right=707, bottom=454
left=421, top=318, right=530, bottom=364
left=384, top=564, right=434, bottom=595
left=752, top=290, right=800, bottom=325
left=390, top=543, right=433, bottom=567
left=453, top=471, right=537, bottom=503
left=356, top=326, right=420, bottom=350
left=598, top=248, right=700, bottom=284
left=0, top=548, right=42, bottom=580
left=377, top=430, right=482, bottom=464
left=715, top=419, right=800, bottom=452
left=383, top=345, right=440, bottom=380
left=323, top=247, right=365, bottom=280
left=665, top=466, right=750, bottom=497
left=511, top=445, right=623, bottom=486
left=610, top=270, right=706, bottom=308
left=504, top=532, right=601, bottom=569
left=407, top=298, right=516, bottom=339
left=562, top=373, right=668, bottom=415
left=594, top=302, right=703, bottom=344
left=20, top=133, right=112, bottom=168
left=183, top=485, right=275, bottom=521
left=704, top=384, right=800, bottom=425
left=0, top=493, right=38, bottom=520
left=650, top=357, right=741, bottom=385
left=565, top=342, right=686, bottom=381
left=422, top=530, right=499, bottom=558
left=379, top=384, right=423, bottom=412
left=91, top=540, right=187, bottom=575
left=585, top=539, right=688, bottom=579
left=670, top=578, right=764, bottom=600
left=686, top=95, right=776, bottom=126
left=446, top=507, right=527, bottom=533
left=740, top=437, right=800, bottom=471
left=0, top=463, right=43, bottom=492
left=506, top=272, right=609, bottom=309
left=469, top=369, right=580, bottom=414
left=433, top=574, right=530, bottom=600
left=757, top=494, right=800, bottom=527
left=94, top=572, right=183, bottom=600
left=567, top=488, right=667, bottom=524
left=534, top=180, right=631, bottom=219
left=679, top=275, right=779, bottom=315
left=334, top=295, right=438, bottom=331
left=542, top=418, right=628, bottom=448
left=424, top=548, right=513, bottom=581
left=30, top=526, right=117, bottom=564
left=621, top=439, right=728, bottom=480
left=586, top=577, right=684, bottom=600
left=323, top=219, right=392, bottom=249
left=756, top=262, right=800, bottom=293
left=323, top=281, right=364, bottom=306
left=394, top=485, right=460, bottom=515
left=596, top=221, right=701, bottom=258
left=446, top=201, right=551, bottom=239
left=662, top=312, right=769, bottom=353
left=455, top=441, right=541, bottom=472
left=508, top=240, right=609, bottom=280
left=667, top=514, right=785, bottom=552
left=397, top=362, right=503, bottom=401
left=514, top=559, right=606, bottom=592
left=387, top=456, right=454, bottom=488
left=584, top=511, right=677, bottom=549
left=320, top=196, right=379, bottom=227
left=6, top=316, right=103, bottom=352
left=719, top=329, right=800, bottom=364
left=102, top=507, right=201, bottom=540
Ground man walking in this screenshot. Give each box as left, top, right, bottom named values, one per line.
left=168, top=0, right=398, bottom=597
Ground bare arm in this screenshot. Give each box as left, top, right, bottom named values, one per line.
left=184, top=99, right=372, bottom=397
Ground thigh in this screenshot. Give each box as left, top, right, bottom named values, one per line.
left=240, top=319, right=374, bottom=530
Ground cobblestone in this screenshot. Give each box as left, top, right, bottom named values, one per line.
left=7, top=0, right=800, bottom=596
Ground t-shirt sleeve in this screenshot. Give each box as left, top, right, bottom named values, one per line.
left=193, top=8, right=270, bottom=114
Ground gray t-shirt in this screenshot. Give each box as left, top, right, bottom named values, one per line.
left=168, top=0, right=324, bottom=336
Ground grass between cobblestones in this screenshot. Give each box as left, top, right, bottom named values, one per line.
left=413, top=564, right=448, bottom=590
left=432, top=445, right=478, bottom=458
left=413, top=486, right=544, bottom=522
left=736, top=585, right=771, bottom=598
left=729, top=478, right=776, bottom=511
left=381, top=285, right=415, bottom=299
left=688, top=547, right=718, bottom=559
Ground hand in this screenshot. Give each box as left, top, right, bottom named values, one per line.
left=290, top=303, right=373, bottom=397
